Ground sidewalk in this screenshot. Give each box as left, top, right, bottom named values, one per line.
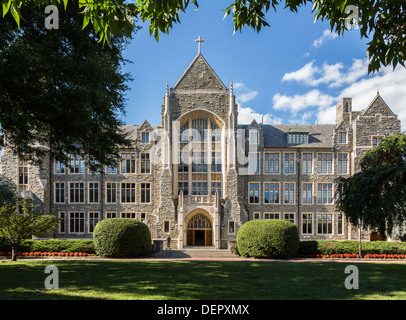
left=2, top=250, right=406, bottom=263
left=142, top=249, right=406, bottom=263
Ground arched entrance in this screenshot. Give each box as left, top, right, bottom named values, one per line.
left=186, top=213, right=213, bottom=246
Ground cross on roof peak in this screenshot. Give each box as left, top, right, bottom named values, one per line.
left=195, top=36, right=204, bottom=54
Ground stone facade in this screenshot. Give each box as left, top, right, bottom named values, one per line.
left=0, top=50, right=401, bottom=248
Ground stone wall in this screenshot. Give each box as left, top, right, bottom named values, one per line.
left=0, top=148, right=50, bottom=214
left=47, top=123, right=162, bottom=239
left=0, top=53, right=402, bottom=247
left=235, top=95, right=401, bottom=242
left=352, top=95, right=401, bottom=172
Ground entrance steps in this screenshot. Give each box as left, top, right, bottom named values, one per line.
left=152, top=247, right=238, bottom=259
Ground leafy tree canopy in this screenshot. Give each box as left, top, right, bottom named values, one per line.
left=2, top=0, right=405, bottom=72
left=0, top=174, right=15, bottom=205
left=0, top=198, right=58, bottom=261
left=336, top=133, right=406, bottom=238
left=360, top=133, right=406, bottom=170
left=0, top=1, right=135, bottom=169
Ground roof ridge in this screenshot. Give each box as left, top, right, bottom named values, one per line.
left=172, top=53, right=227, bottom=90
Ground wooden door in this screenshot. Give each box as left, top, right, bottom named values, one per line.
left=205, top=230, right=212, bottom=246
left=187, top=230, right=194, bottom=246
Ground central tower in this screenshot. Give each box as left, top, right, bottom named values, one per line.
left=158, top=37, right=245, bottom=249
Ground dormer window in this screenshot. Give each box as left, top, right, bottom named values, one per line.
left=142, top=132, right=149, bottom=144
left=338, top=132, right=347, bottom=144
left=249, top=130, right=259, bottom=144
left=287, top=132, right=309, bottom=145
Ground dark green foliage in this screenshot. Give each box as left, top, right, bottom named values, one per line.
left=336, top=133, right=406, bottom=238
left=0, top=1, right=134, bottom=170
left=299, top=240, right=406, bottom=255
left=360, top=133, right=406, bottom=170
left=2, top=0, right=404, bottom=73
left=237, top=219, right=300, bottom=258
left=0, top=239, right=95, bottom=253
left=0, top=198, right=58, bottom=260
left=0, top=175, right=15, bottom=205
left=93, top=218, right=152, bottom=258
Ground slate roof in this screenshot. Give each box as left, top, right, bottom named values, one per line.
left=121, top=123, right=334, bottom=149
left=238, top=124, right=335, bottom=148
left=121, top=124, right=162, bottom=140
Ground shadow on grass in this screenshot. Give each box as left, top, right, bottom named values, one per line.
left=1, top=260, right=405, bottom=300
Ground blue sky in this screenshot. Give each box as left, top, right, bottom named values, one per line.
left=121, top=0, right=406, bottom=130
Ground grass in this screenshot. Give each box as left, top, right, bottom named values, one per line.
left=0, top=259, right=406, bottom=300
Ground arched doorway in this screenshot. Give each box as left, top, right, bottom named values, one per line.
left=186, top=213, right=213, bottom=246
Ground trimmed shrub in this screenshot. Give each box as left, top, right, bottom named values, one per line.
left=93, top=218, right=152, bottom=258
left=237, top=220, right=300, bottom=258
left=299, top=240, right=406, bottom=255
left=0, top=239, right=95, bottom=254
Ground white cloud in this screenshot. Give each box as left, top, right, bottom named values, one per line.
left=286, top=111, right=315, bottom=124
left=315, top=66, right=406, bottom=126
left=282, top=62, right=318, bottom=85
left=233, top=82, right=282, bottom=124
left=237, top=105, right=282, bottom=125
left=315, top=106, right=337, bottom=124
left=272, top=89, right=336, bottom=115
left=274, top=60, right=406, bottom=130
left=312, top=29, right=339, bottom=48
left=233, top=82, right=245, bottom=90
left=238, top=91, right=258, bottom=104
left=336, top=65, right=406, bottom=129
left=282, top=59, right=368, bottom=88
left=232, top=61, right=406, bottom=130
left=234, top=82, right=258, bottom=103
left=340, top=59, right=369, bottom=86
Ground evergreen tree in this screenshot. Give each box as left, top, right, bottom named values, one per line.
left=336, top=133, right=406, bottom=240
left=0, top=174, right=15, bottom=206
left=0, top=1, right=136, bottom=170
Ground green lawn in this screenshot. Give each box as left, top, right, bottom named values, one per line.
left=0, top=259, right=405, bottom=300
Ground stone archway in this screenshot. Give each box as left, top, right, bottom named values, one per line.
left=185, top=211, right=213, bottom=246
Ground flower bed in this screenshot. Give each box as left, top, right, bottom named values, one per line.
left=298, top=254, right=359, bottom=259
left=0, top=251, right=96, bottom=257
left=299, top=253, right=406, bottom=259
left=364, top=254, right=406, bottom=259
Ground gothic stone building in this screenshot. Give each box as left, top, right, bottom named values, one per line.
left=0, top=48, right=401, bottom=249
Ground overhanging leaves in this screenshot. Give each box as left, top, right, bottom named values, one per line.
left=1, top=0, right=404, bottom=72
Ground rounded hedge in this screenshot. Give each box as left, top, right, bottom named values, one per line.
left=93, top=218, right=152, bottom=258
left=236, top=219, right=300, bottom=259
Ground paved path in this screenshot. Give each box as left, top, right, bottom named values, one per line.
left=3, top=249, right=406, bottom=263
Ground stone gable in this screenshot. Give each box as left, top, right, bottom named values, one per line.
left=362, top=94, right=395, bottom=117
left=172, top=54, right=226, bottom=91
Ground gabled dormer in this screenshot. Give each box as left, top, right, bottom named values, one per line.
left=286, top=131, right=310, bottom=145
left=138, top=119, right=153, bottom=144
left=247, top=119, right=263, bottom=149
left=334, top=120, right=352, bottom=145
